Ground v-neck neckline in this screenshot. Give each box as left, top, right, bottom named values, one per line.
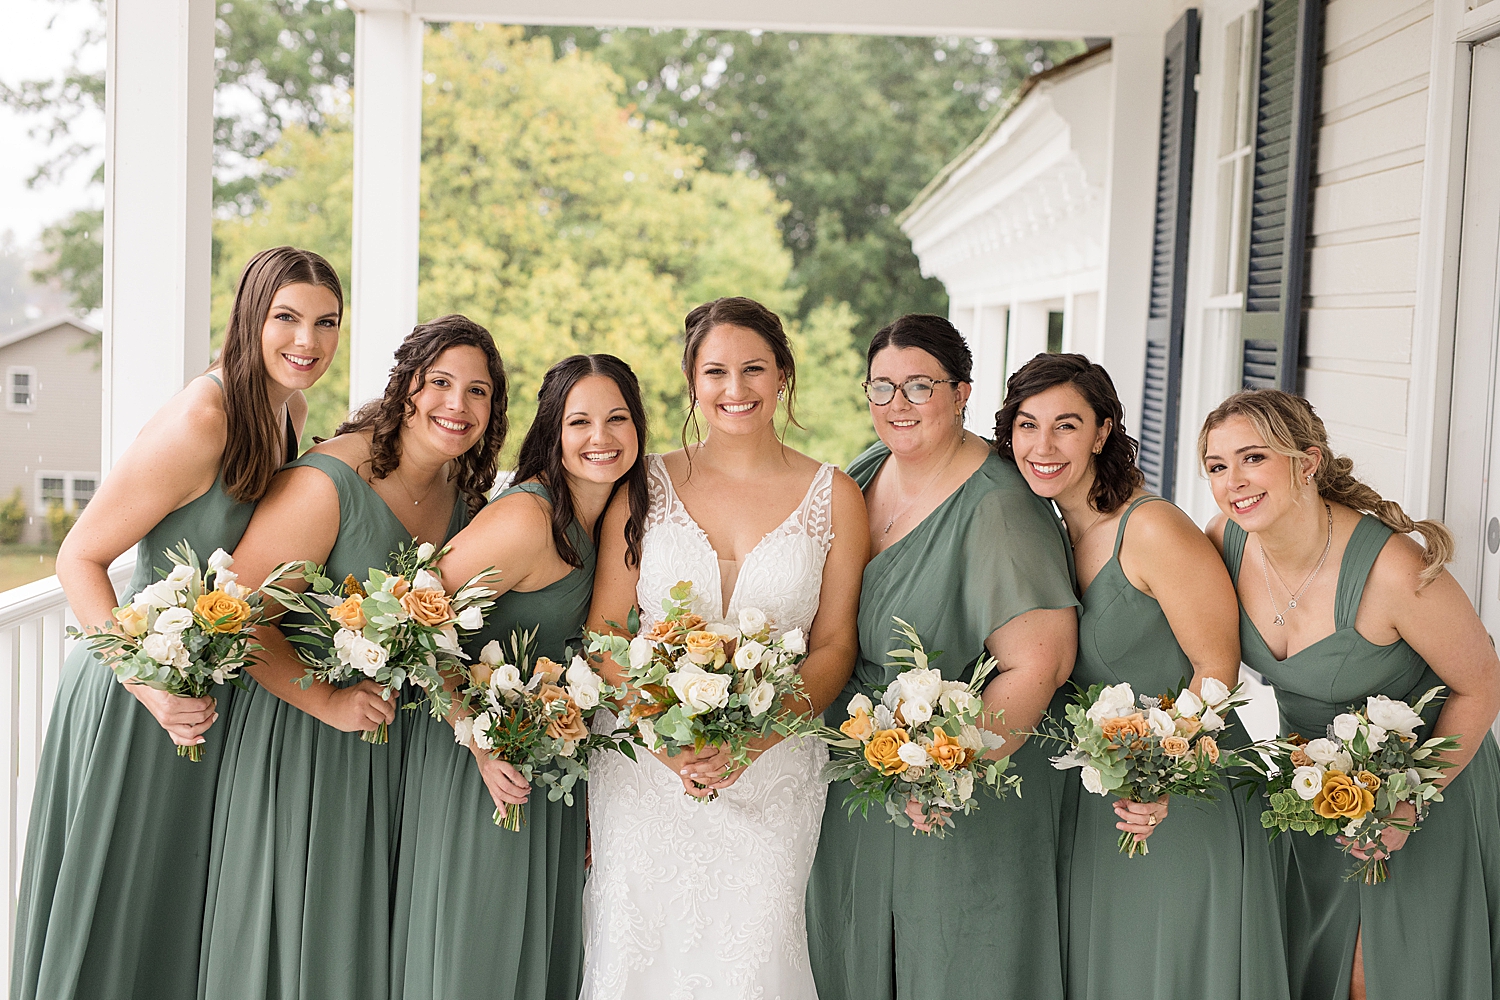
left=863, top=449, right=977, bottom=566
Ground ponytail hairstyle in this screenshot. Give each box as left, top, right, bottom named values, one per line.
left=218, top=246, right=343, bottom=502
left=680, top=296, right=801, bottom=449
left=512, top=354, right=650, bottom=569
left=1198, top=389, right=1454, bottom=586
left=336, top=315, right=508, bottom=517
left=994, top=352, right=1144, bottom=514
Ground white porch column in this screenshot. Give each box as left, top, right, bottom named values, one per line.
left=349, top=6, right=425, bottom=410
left=1096, top=32, right=1164, bottom=427
left=101, top=0, right=215, bottom=470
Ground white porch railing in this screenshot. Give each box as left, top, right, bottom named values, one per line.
left=0, top=556, right=135, bottom=980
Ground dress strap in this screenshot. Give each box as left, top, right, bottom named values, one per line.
left=499, top=480, right=553, bottom=505
left=1333, top=514, right=1395, bottom=631
left=206, top=372, right=224, bottom=390
left=797, top=463, right=837, bottom=555
left=1111, top=495, right=1166, bottom=561
left=1222, top=518, right=1248, bottom=581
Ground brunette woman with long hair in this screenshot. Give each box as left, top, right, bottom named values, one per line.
left=1202, top=389, right=1500, bottom=1000
left=389, top=353, right=649, bottom=1000
left=199, top=315, right=506, bottom=1000
left=11, top=247, right=343, bottom=1000
left=999, top=352, right=1288, bottom=1000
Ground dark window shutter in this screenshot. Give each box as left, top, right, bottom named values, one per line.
left=1240, top=0, right=1321, bottom=390
left=1138, top=9, right=1200, bottom=499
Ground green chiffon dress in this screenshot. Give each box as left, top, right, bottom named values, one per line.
left=198, top=451, right=468, bottom=1000
left=1056, top=496, right=1290, bottom=999
left=806, top=441, right=1080, bottom=1000
left=390, top=481, right=590, bottom=1000
left=1225, top=516, right=1500, bottom=1000
left=11, top=377, right=292, bottom=1000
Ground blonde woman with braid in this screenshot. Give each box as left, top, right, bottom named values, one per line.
left=1202, top=389, right=1500, bottom=1000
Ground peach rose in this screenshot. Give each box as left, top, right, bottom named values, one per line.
left=840, top=710, right=874, bottom=742
left=341, top=574, right=367, bottom=598
left=540, top=684, right=589, bottom=742
left=387, top=575, right=410, bottom=598
left=1175, top=715, right=1203, bottom=737
left=533, top=657, right=565, bottom=684
left=1101, top=713, right=1149, bottom=742
left=470, top=660, right=494, bottom=687
left=864, top=728, right=911, bottom=776
left=1290, top=747, right=1314, bottom=768
left=1160, top=735, right=1191, bottom=758
left=1355, top=770, right=1382, bottom=792
left=683, top=630, right=725, bottom=665
left=925, top=728, right=970, bottom=771
left=1314, top=770, right=1374, bottom=820
left=1197, top=735, right=1220, bottom=764
left=195, top=590, right=253, bottom=633
left=327, top=594, right=367, bottom=631
left=400, top=587, right=453, bottom=627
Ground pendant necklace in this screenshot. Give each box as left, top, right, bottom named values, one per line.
left=881, top=432, right=965, bottom=539
left=1259, top=502, right=1333, bottom=626
left=393, top=466, right=438, bottom=507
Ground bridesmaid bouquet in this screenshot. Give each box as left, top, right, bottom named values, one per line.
left=69, top=543, right=271, bottom=761
left=586, top=581, right=813, bottom=800
left=263, top=539, right=497, bottom=743
left=1243, top=686, right=1460, bottom=884
left=1039, top=678, right=1252, bottom=856
left=815, top=618, right=1018, bottom=838
left=456, top=627, right=635, bottom=831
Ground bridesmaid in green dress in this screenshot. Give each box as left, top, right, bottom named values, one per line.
left=199, top=315, right=506, bottom=1000
left=12, top=247, right=342, bottom=1000
left=390, top=353, right=649, bottom=1000
left=1202, top=388, right=1500, bottom=1000
left=999, top=353, right=1289, bottom=1000
left=806, top=314, right=1080, bottom=1000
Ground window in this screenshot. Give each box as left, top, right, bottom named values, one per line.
left=1046, top=311, right=1065, bottom=354
left=72, top=478, right=97, bottom=509
left=1210, top=10, right=1258, bottom=300
left=7, top=366, right=37, bottom=412
left=36, top=472, right=100, bottom=512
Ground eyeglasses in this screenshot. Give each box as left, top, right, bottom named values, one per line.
left=862, top=377, right=961, bottom=406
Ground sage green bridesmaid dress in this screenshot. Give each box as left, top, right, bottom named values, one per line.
left=390, top=482, right=589, bottom=1000
left=806, top=441, right=1080, bottom=1000
left=198, top=451, right=468, bottom=1000
left=1056, top=496, right=1289, bottom=999
left=12, top=375, right=293, bottom=1000
left=1225, top=516, right=1500, bottom=1000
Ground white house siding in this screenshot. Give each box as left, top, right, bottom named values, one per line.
left=1302, top=0, right=1436, bottom=502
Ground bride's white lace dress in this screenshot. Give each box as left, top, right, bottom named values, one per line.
left=580, top=454, right=834, bottom=1000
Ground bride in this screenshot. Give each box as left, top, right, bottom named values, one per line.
left=581, top=296, right=869, bottom=999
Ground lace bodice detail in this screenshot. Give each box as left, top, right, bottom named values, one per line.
left=636, top=453, right=835, bottom=634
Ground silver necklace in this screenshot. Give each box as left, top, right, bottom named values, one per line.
left=393, top=466, right=438, bottom=506
left=880, top=432, right=965, bottom=538
left=1258, top=502, right=1332, bottom=626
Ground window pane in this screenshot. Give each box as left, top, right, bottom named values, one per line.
left=12, top=372, right=31, bottom=406
left=40, top=478, right=64, bottom=501
left=72, top=478, right=97, bottom=508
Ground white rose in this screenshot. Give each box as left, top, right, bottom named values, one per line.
left=1080, top=765, right=1106, bottom=796
left=566, top=656, right=604, bottom=711
left=471, top=713, right=495, bottom=751
left=142, top=632, right=187, bottom=667
left=733, top=640, right=767, bottom=673
left=343, top=635, right=388, bottom=678
left=747, top=680, right=776, bottom=717
left=434, top=626, right=461, bottom=655
left=1200, top=677, right=1231, bottom=708
left=213, top=568, right=239, bottom=590
left=1292, top=765, right=1325, bottom=801
left=940, top=688, right=979, bottom=716
left=207, top=548, right=234, bottom=574
left=1200, top=708, right=1225, bottom=733
left=636, top=717, right=659, bottom=750
left=479, top=640, right=503, bottom=666
left=1302, top=738, right=1343, bottom=765
left=900, top=697, right=933, bottom=728
left=222, top=580, right=251, bottom=600
left=847, top=693, right=874, bottom=717
left=1147, top=707, right=1176, bottom=738
left=417, top=541, right=437, bottom=561
left=164, top=564, right=195, bottom=590
left=898, top=667, right=944, bottom=707
left=1366, top=695, right=1424, bottom=738
left=897, top=742, right=930, bottom=768
left=1174, top=689, right=1204, bottom=718
left=738, top=607, right=769, bottom=636
left=1085, top=682, right=1137, bottom=724
left=412, top=568, right=443, bottom=593
left=628, top=635, right=655, bottom=670
left=138, top=580, right=180, bottom=610
left=490, top=664, right=524, bottom=701
left=1366, top=723, right=1388, bottom=748
left=452, top=717, right=474, bottom=747
left=666, top=661, right=731, bottom=716
left=457, top=606, right=484, bottom=631
left=1332, top=714, right=1361, bottom=742
left=154, top=607, right=194, bottom=634
left=781, top=628, right=807, bottom=655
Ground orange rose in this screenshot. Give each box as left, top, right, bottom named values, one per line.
left=840, top=710, right=874, bottom=742
left=1160, top=735, right=1191, bottom=758
left=400, top=587, right=453, bottom=627
left=1175, top=715, right=1203, bottom=737
left=1101, top=713, right=1149, bottom=742
left=195, top=590, right=254, bottom=633
left=386, top=575, right=409, bottom=598
left=1290, top=747, right=1314, bottom=768
left=925, top=728, right=970, bottom=771
left=533, top=657, right=565, bottom=684
left=683, top=630, right=725, bottom=665
left=540, top=683, right=589, bottom=742
left=1314, top=770, right=1374, bottom=820
left=1197, top=736, right=1221, bottom=765
left=327, top=594, right=367, bottom=631
left=341, top=574, right=367, bottom=598
left=864, top=728, right=911, bottom=776
left=1355, top=770, right=1382, bottom=792
left=643, top=619, right=678, bottom=641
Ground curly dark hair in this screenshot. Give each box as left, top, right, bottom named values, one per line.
left=335, top=314, right=508, bottom=516
left=994, top=352, right=1144, bottom=515
left=512, top=354, right=650, bottom=569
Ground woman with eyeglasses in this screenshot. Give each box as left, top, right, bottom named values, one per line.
left=806, top=314, right=1080, bottom=1000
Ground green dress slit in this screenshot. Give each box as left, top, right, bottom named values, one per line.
left=197, top=451, right=468, bottom=1000
left=390, top=481, right=589, bottom=1000
left=1055, top=496, right=1290, bottom=999
left=806, top=442, right=1080, bottom=1000
left=1224, top=515, right=1500, bottom=1000
left=11, top=375, right=293, bottom=1000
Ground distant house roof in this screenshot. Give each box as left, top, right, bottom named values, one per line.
left=899, top=42, right=1113, bottom=225
left=0, top=316, right=101, bottom=353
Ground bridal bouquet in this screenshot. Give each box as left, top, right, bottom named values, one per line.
left=263, top=539, right=497, bottom=743
left=1040, top=678, right=1251, bottom=856
left=1245, top=686, right=1459, bottom=884
left=586, top=581, right=812, bottom=799
left=457, top=628, right=635, bottom=831
left=816, top=618, right=1018, bottom=838
left=69, top=543, right=270, bottom=761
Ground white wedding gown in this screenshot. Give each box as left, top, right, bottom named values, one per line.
left=580, top=454, right=834, bottom=1000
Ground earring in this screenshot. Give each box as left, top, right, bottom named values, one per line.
left=777, top=387, right=785, bottom=400
left=1305, top=473, right=1313, bottom=484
